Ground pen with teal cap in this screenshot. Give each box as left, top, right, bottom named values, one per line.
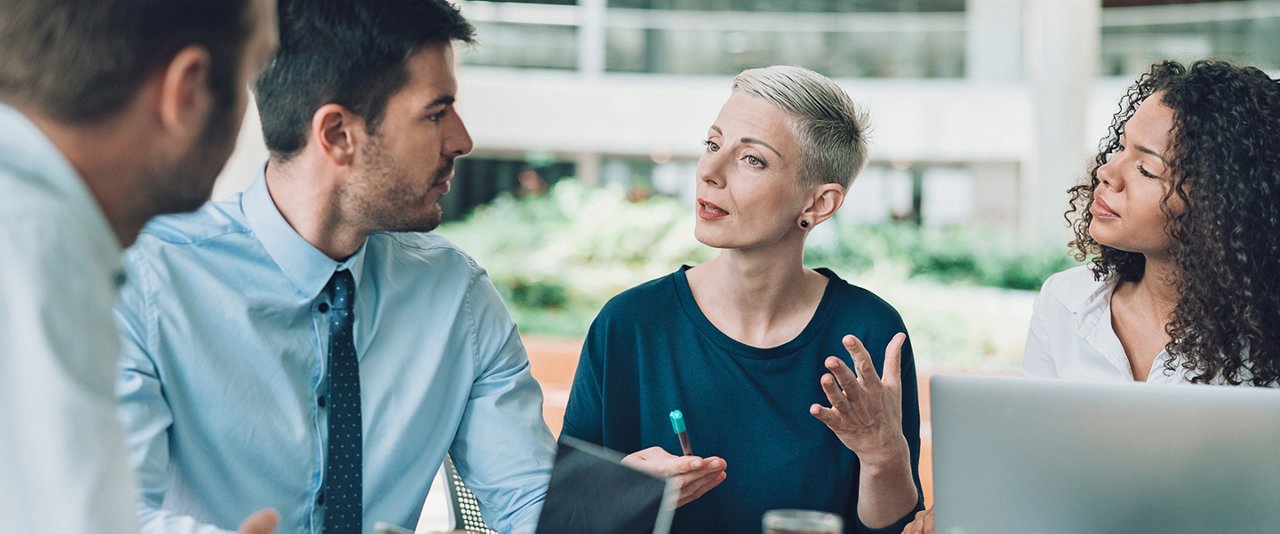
left=669, top=409, right=693, bottom=456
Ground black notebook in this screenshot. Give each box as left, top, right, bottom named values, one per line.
left=535, top=436, right=675, bottom=534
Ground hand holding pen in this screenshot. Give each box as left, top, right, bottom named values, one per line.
left=620, top=409, right=728, bottom=507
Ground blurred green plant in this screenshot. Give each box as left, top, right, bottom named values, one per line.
left=438, top=180, right=713, bottom=337
left=802, top=221, right=1077, bottom=291
left=438, top=180, right=1079, bottom=371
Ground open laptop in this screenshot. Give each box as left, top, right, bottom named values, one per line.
left=930, top=374, right=1280, bottom=534
left=535, top=436, right=676, bottom=534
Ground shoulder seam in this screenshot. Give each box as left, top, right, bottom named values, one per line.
left=381, top=232, right=483, bottom=273
left=139, top=227, right=254, bottom=247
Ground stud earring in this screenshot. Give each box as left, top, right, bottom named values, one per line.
left=799, top=220, right=810, bottom=229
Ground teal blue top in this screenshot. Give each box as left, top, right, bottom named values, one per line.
left=563, top=266, right=924, bottom=533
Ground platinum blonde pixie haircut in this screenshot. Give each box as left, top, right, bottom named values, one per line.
left=732, top=65, right=870, bottom=188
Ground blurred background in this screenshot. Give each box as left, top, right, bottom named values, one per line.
left=216, top=0, right=1280, bottom=374
left=208, top=0, right=1279, bottom=518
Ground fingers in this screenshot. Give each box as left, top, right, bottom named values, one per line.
left=624, top=447, right=728, bottom=508
left=882, top=332, right=906, bottom=389
left=676, top=470, right=727, bottom=507
left=903, top=508, right=934, bottom=534
left=623, top=447, right=725, bottom=478
left=674, top=467, right=727, bottom=504
left=670, top=457, right=728, bottom=507
left=237, top=509, right=279, bottom=534
left=666, top=455, right=722, bottom=476
left=835, top=333, right=907, bottom=389
left=902, top=510, right=925, bottom=534
left=902, top=508, right=934, bottom=534
left=809, top=403, right=841, bottom=427
left=818, top=367, right=852, bottom=412
left=699, top=456, right=726, bottom=471
left=841, top=335, right=881, bottom=384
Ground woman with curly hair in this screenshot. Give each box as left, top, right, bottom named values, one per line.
left=1022, top=59, right=1280, bottom=386
left=904, top=58, right=1280, bottom=534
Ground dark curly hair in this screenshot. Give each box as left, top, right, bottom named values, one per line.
left=1065, top=60, right=1280, bottom=386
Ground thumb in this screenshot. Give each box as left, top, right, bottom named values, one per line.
left=882, top=332, right=906, bottom=389
left=237, top=508, right=279, bottom=534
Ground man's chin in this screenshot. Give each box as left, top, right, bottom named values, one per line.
left=382, top=205, right=443, bottom=233
left=150, top=171, right=218, bottom=217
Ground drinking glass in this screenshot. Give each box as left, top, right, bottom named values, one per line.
left=762, top=509, right=843, bottom=534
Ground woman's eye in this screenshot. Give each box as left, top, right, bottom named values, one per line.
left=702, top=139, right=719, bottom=152
left=1138, top=163, right=1159, bottom=179
left=744, top=155, right=765, bottom=168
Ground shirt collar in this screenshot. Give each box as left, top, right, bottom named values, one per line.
left=1068, top=272, right=1181, bottom=380
left=0, top=103, right=121, bottom=254
left=242, top=166, right=367, bottom=299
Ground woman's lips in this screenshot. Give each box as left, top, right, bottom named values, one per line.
left=1092, top=195, right=1118, bottom=218
left=697, top=198, right=728, bottom=220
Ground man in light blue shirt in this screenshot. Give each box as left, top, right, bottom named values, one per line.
left=0, top=0, right=278, bottom=532
left=114, top=1, right=556, bottom=533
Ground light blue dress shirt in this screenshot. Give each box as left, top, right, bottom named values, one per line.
left=115, top=172, right=555, bottom=534
left=0, top=104, right=139, bottom=533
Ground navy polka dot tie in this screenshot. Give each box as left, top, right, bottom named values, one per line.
left=324, top=270, right=362, bottom=532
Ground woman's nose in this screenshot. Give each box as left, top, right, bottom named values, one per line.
left=697, top=152, right=725, bottom=187
left=1097, top=155, right=1123, bottom=192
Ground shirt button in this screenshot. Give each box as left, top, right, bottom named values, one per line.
left=318, top=302, right=330, bottom=313
left=316, top=491, right=325, bottom=506
left=317, top=395, right=326, bottom=408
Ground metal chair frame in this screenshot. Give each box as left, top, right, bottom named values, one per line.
left=442, top=455, right=498, bottom=534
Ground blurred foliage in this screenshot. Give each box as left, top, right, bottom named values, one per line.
left=438, top=180, right=1079, bottom=371
left=803, top=219, right=1077, bottom=291
left=438, top=180, right=713, bottom=337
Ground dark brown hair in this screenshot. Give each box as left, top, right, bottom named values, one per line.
left=254, top=0, right=475, bottom=160
left=0, top=0, right=253, bottom=123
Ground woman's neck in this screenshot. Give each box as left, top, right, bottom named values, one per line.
left=1110, top=253, right=1181, bottom=380
left=1132, top=254, right=1180, bottom=318
left=686, top=248, right=827, bottom=348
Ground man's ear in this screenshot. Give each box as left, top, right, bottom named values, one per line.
left=801, top=183, right=847, bottom=228
left=156, top=45, right=214, bottom=140
left=311, top=104, right=360, bottom=166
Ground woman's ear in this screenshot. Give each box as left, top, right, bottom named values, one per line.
left=799, top=183, right=847, bottom=229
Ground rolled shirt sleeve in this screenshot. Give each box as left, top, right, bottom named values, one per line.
left=449, top=268, right=556, bottom=533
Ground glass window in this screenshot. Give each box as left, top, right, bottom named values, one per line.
left=605, top=17, right=964, bottom=77
left=606, top=0, right=963, bottom=13
left=1100, top=1, right=1280, bottom=75
left=460, top=22, right=578, bottom=70
left=446, top=156, right=578, bottom=220
left=473, top=0, right=578, bottom=5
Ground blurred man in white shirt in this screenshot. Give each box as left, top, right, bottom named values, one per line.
left=0, top=0, right=278, bottom=531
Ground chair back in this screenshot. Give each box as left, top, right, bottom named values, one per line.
left=443, top=455, right=498, bottom=534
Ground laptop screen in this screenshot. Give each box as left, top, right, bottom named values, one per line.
left=930, top=374, right=1280, bottom=534
left=535, top=436, right=675, bottom=534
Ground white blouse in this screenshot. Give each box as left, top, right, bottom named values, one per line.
left=1022, top=265, right=1187, bottom=383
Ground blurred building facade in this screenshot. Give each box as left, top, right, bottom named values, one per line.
left=213, top=0, right=1280, bottom=238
